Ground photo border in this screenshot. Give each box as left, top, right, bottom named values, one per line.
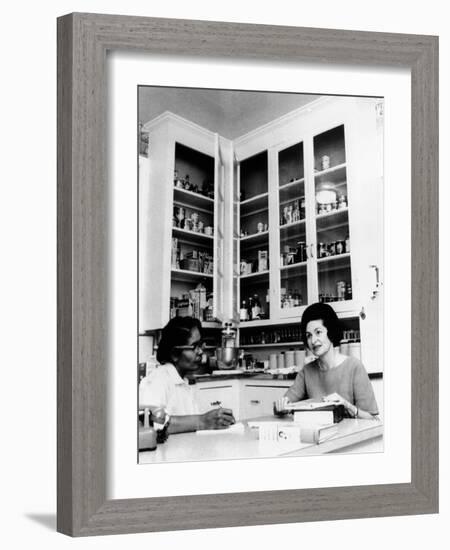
left=57, top=13, right=438, bottom=536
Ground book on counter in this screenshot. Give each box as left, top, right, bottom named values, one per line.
left=300, top=423, right=339, bottom=444
left=286, top=400, right=346, bottom=424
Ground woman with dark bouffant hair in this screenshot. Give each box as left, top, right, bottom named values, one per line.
left=139, top=316, right=235, bottom=433
left=275, top=302, right=379, bottom=419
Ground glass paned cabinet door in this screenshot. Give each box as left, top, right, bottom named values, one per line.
left=313, top=125, right=353, bottom=305
left=278, top=142, right=308, bottom=311
left=239, top=151, right=270, bottom=323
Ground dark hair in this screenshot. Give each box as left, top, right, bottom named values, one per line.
left=300, top=302, right=342, bottom=347
left=156, top=317, right=202, bottom=364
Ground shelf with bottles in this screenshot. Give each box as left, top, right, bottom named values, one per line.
left=171, top=236, right=214, bottom=275
left=173, top=204, right=214, bottom=235
left=239, top=341, right=304, bottom=349
left=313, top=124, right=346, bottom=172
left=318, top=267, right=352, bottom=303
left=239, top=207, right=269, bottom=239
left=278, top=139, right=305, bottom=228
left=172, top=227, right=214, bottom=247
left=173, top=187, right=214, bottom=212
left=240, top=246, right=269, bottom=277
left=239, top=288, right=270, bottom=323
left=173, top=142, right=215, bottom=199
left=239, top=323, right=303, bottom=346
left=316, top=252, right=351, bottom=268
left=170, top=282, right=215, bottom=323
left=170, top=269, right=214, bottom=283
left=316, top=205, right=349, bottom=226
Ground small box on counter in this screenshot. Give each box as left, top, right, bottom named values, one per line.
left=287, top=401, right=346, bottom=425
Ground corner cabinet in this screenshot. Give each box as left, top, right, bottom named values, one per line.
left=140, top=97, right=383, bottom=374
left=139, top=113, right=232, bottom=331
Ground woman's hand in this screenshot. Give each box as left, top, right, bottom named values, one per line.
left=273, top=396, right=290, bottom=416
left=322, top=393, right=357, bottom=417
left=200, top=407, right=235, bottom=430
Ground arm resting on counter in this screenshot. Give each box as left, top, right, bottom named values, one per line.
left=168, top=408, right=236, bottom=434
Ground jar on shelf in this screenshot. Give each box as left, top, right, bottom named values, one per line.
left=338, top=195, right=347, bottom=209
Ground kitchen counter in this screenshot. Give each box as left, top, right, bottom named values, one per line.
left=139, top=417, right=383, bottom=464
left=189, top=370, right=383, bottom=384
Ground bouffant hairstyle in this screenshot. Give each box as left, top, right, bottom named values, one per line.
left=300, top=302, right=342, bottom=347
left=156, top=316, right=202, bottom=364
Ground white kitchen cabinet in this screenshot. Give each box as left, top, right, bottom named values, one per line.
left=241, top=381, right=291, bottom=420
left=194, top=379, right=241, bottom=418
left=234, top=96, right=383, bottom=375
left=193, top=378, right=291, bottom=421
left=234, top=96, right=383, bottom=322
left=140, top=113, right=227, bottom=331
left=140, top=97, right=383, bottom=375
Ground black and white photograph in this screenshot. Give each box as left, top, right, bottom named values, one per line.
left=137, top=87, right=384, bottom=463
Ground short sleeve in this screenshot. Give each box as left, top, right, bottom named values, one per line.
left=353, top=363, right=379, bottom=415
left=285, top=368, right=306, bottom=402
left=139, top=370, right=169, bottom=408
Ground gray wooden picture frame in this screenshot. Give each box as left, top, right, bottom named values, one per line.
left=57, top=12, right=439, bottom=537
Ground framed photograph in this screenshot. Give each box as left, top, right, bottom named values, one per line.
left=57, top=13, right=438, bottom=536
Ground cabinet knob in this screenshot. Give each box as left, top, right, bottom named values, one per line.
left=250, top=400, right=261, bottom=405
left=211, top=400, right=222, bottom=406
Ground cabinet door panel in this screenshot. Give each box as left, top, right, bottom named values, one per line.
left=242, top=385, right=289, bottom=420
left=195, top=384, right=240, bottom=420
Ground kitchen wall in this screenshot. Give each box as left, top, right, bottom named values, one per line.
left=139, top=86, right=320, bottom=138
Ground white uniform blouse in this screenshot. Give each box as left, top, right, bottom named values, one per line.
left=139, top=363, right=200, bottom=416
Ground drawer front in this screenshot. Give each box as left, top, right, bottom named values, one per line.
left=242, top=385, right=289, bottom=420
left=195, top=385, right=240, bottom=418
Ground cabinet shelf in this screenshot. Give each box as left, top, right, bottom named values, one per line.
left=173, top=187, right=214, bottom=212
left=239, top=341, right=304, bottom=348
left=280, top=262, right=307, bottom=277
left=316, top=207, right=349, bottom=232
left=171, top=269, right=214, bottom=282
left=314, top=162, right=346, bottom=178
left=279, top=220, right=306, bottom=243
left=172, top=227, right=214, bottom=247
left=240, top=192, right=269, bottom=217
left=240, top=270, right=270, bottom=281
left=317, top=253, right=351, bottom=272
left=240, top=231, right=269, bottom=248
left=279, top=180, right=305, bottom=205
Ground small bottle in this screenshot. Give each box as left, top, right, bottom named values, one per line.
left=300, top=197, right=306, bottom=219
left=184, top=174, right=191, bottom=191
left=240, top=300, right=249, bottom=321
left=252, top=294, right=261, bottom=320
left=139, top=408, right=157, bottom=451
left=345, top=235, right=350, bottom=253
left=247, top=297, right=254, bottom=321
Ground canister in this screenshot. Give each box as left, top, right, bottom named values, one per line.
left=269, top=353, right=277, bottom=369
left=285, top=350, right=294, bottom=368
left=277, top=353, right=285, bottom=369
left=294, top=349, right=305, bottom=367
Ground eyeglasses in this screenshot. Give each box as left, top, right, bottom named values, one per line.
left=173, top=340, right=205, bottom=352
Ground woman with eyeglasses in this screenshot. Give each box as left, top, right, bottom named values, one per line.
left=139, top=316, right=236, bottom=434
left=275, top=302, right=379, bottom=419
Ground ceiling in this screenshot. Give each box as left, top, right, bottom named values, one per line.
left=138, top=87, right=320, bottom=140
